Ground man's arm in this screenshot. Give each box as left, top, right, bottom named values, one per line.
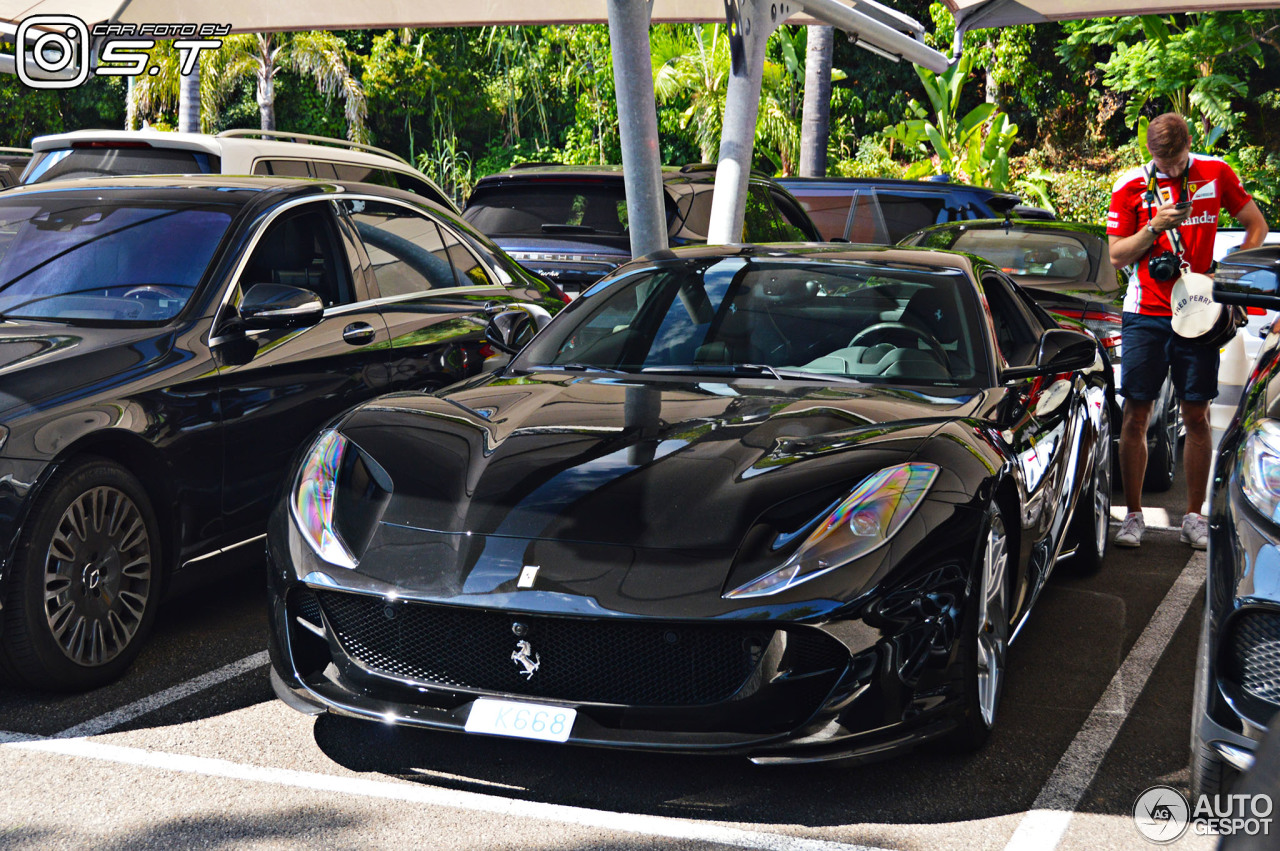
left=1235, top=199, right=1269, bottom=251
left=1109, top=199, right=1192, bottom=269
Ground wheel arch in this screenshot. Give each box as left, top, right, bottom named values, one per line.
left=48, top=431, right=179, bottom=587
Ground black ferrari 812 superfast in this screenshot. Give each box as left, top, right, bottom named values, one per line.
left=266, top=243, right=1112, bottom=763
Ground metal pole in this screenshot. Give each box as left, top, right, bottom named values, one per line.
left=607, top=0, right=668, bottom=259
left=707, top=0, right=789, bottom=245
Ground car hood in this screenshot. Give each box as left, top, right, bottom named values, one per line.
left=339, top=373, right=986, bottom=556
left=0, top=321, right=173, bottom=420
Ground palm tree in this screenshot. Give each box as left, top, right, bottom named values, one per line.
left=651, top=25, right=732, bottom=163
left=202, top=32, right=368, bottom=142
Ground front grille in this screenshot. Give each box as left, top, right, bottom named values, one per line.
left=1226, top=610, right=1280, bottom=707
left=315, top=591, right=778, bottom=706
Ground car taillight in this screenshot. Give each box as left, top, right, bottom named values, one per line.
left=1057, top=308, right=1122, bottom=354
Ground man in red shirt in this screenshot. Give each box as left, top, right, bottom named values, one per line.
left=1108, top=113, right=1268, bottom=549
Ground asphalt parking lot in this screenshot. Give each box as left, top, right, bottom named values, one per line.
left=0, top=461, right=1217, bottom=850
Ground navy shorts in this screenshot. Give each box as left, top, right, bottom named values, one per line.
left=1119, top=311, right=1219, bottom=402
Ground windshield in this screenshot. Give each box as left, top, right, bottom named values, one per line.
left=911, top=227, right=1097, bottom=281
left=516, top=257, right=985, bottom=386
left=0, top=199, right=235, bottom=324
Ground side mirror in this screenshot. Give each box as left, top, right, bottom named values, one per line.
left=485, top=303, right=553, bottom=355
left=1005, top=328, right=1097, bottom=380
left=1214, top=246, right=1280, bottom=310
left=239, top=284, right=324, bottom=329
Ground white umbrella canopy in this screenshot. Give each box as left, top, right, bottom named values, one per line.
left=0, top=0, right=851, bottom=30
left=944, top=0, right=1280, bottom=29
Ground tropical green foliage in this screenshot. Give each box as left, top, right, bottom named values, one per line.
left=0, top=6, right=1277, bottom=226
left=884, top=52, right=1018, bottom=190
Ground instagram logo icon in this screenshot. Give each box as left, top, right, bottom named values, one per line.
left=15, top=16, right=90, bottom=89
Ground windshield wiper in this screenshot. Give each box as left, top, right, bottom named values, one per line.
left=539, top=362, right=629, bottom=374
left=540, top=224, right=600, bottom=234
left=640, top=364, right=860, bottom=383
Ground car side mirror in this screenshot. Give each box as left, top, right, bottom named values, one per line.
left=1004, top=328, right=1097, bottom=380
left=1214, top=246, right=1280, bottom=310
left=239, top=283, right=324, bottom=329
left=485, top=303, right=553, bottom=355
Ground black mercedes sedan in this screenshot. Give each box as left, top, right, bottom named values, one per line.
left=0, top=176, right=563, bottom=691
left=266, top=243, right=1112, bottom=763
left=1194, top=245, right=1280, bottom=798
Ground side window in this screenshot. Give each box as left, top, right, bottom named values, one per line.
left=980, top=272, right=1041, bottom=366
left=743, top=184, right=782, bottom=242
left=770, top=190, right=813, bottom=241
left=873, top=192, right=947, bottom=243
left=388, top=172, right=455, bottom=209
left=437, top=223, right=494, bottom=288
left=240, top=206, right=350, bottom=307
left=340, top=200, right=492, bottom=295
left=256, top=159, right=312, bottom=178
left=846, top=192, right=890, bottom=243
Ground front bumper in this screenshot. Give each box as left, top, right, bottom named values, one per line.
left=265, top=508, right=981, bottom=764
left=1199, top=465, right=1280, bottom=767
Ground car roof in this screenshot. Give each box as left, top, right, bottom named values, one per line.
left=0, top=174, right=413, bottom=209
left=30, top=129, right=418, bottom=172
left=473, top=163, right=777, bottom=186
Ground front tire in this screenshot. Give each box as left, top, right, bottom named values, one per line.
left=1069, top=399, right=1112, bottom=574
left=943, top=503, right=1010, bottom=752
left=0, top=458, right=161, bottom=691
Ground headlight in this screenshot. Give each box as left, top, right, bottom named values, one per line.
left=291, top=429, right=392, bottom=569
left=725, top=463, right=939, bottom=599
left=1239, top=418, right=1280, bottom=524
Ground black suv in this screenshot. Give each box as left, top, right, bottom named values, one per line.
left=776, top=176, right=1045, bottom=244
left=463, top=164, right=821, bottom=294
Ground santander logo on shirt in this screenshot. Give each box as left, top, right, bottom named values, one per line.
left=1183, top=211, right=1218, bottom=226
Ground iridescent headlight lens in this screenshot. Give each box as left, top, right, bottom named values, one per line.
left=725, top=462, right=939, bottom=599
left=1239, top=419, right=1280, bottom=525
left=291, top=429, right=357, bottom=569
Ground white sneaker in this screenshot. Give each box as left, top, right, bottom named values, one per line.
left=1181, top=513, right=1209, bottom=550
left=1115, top=512, right=1145, bottom=548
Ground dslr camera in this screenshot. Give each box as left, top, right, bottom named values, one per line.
left=1148, top=249, right=1182, bottom=282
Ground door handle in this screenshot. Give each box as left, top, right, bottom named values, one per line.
left=342, top=322, right=376, bottom=345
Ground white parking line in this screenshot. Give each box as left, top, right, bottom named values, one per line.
left=1003, top=551, right=1206, bottom=851
left=56, top=651, right=270, bottom=739
left=0, top=736, right=892, bottom=851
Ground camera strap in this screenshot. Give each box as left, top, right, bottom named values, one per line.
left=1144, top=161, right=1189, bottom=262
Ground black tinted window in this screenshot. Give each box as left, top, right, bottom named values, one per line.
left=242, top=207, right=349, bottom=307
left=343, top=200, right=466, bottom=294
left=464, top=184, right=629, bottom=236
left=863, top=193, right=948, bottom=243
left=25, top=148, right=220, bottom=183
left=258, top=159, right=311, bottom=178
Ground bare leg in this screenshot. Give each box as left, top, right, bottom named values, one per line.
left=1182, top=399, right=1212, bottom=515
left=1119, top=399, right=1154, bottom=515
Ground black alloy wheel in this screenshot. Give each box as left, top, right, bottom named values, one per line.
left=941, top=503, right=1010, bottom=752
left=1069, top=399, right=1112, bottom=573
left=0, top=458, right=161, bottom=691
left=1144, top=375, right=1180, bottom=492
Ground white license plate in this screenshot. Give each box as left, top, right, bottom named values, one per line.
left=464, top=698, right=576, bottom=743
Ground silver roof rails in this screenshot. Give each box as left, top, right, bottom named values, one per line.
left=215, top=130, right=410, bottom=167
